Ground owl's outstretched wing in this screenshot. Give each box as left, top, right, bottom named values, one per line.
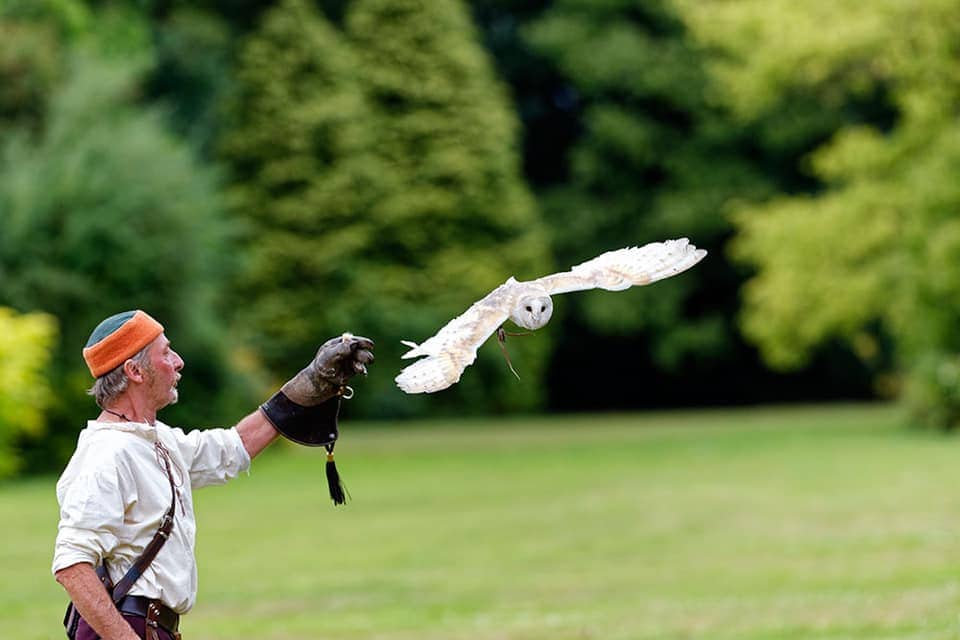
left=534, top=238, right=706, bottom=295
left=396, top=281, right=519, bottom=394
left=397, top=238, right=707, bottom=395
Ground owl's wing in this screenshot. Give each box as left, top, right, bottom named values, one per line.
left=534, top=238, right=706, bottom=295
left=397, top=239, right=706, bottom=395
left=396, top=281, right=517, bottom=394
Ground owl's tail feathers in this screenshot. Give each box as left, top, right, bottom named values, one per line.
left=396, top=352, right=470, bottom=394
left=400, top=340, right=425, bottom=359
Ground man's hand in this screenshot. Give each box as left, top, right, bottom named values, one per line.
left=281, top=334, right=375, bottom=406
left=259, top=333, right=374, bottom=450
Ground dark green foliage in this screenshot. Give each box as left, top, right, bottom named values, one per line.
left=147, top=8, right=234, bottom=154
left=493, top=0, right=886, bottom=410
left=345, top=0, right=551, bottom=415
left=0, top=55, right=242, bottom=469
left=0, top=20, right=64, bottom=133
left=221, top=0, right=386, bottom=396
left=468, top=1, right=579, bottom=189
left=0, top=0, right=91, bottom=38
left=224, top=0, right=551, bottom=416
left=520, top=0, right=775, bottom=407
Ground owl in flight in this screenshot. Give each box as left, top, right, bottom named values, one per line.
left=395, top=238, right=707, bottom=394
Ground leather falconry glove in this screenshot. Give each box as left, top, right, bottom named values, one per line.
left=280, top=333, right=375, bottom=407
left=260, top=333, right=374, bottom=504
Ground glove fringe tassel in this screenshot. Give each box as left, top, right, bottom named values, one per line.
left=325, top=445, right=349, bottom=506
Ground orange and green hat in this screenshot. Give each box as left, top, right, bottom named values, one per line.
left=82, top=310, right=164, bottom=378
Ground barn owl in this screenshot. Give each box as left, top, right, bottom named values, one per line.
left=395, top=238, right=707, bottom=394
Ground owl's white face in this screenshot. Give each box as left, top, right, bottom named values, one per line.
left=510, top=294, right=553, bottom=330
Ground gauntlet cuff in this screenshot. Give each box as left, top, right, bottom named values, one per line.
left=260, top=391, right=340, bottom=447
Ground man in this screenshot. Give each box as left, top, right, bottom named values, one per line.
left=53, top=310, right=374, bottom=640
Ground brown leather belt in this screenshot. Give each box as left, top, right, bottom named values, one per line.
left=117, top=595, right=180, bottom=633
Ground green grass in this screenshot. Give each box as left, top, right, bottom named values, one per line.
left=6, top=403, right=960, bottom=639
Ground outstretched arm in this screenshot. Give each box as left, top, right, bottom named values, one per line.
left=236, top=410, right=280, bottom=459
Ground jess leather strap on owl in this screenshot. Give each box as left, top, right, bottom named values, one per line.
left=64, top=442, right=178, bottom=639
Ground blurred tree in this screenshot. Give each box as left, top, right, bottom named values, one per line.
left=224, top=0, right=551, bottom=416
left=0, top=0, right=93, bottom=135
left=0, top=0, right=91, bottom=38
left=345, top=0, right=552, bottom=416
left=135, top=0, right=363, bottom=159
left=146, top=8, right=234, bottom=153
left=468, top=0, right=577, bottom=188
left=0, top=20, right=63, bottom=134
left=692, top=0, right=960, bottom=427
left=526, top=0, right=736, bottom=354
left=0, top=307, right=56, bottom=478
left=221, top=0, right=388, bottom=403
left=0, top=54, right=242, bottom=470
left=519, top=0, right=837, bottom=409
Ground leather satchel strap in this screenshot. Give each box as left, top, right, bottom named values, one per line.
left=111, top=441, right=178, bottom=602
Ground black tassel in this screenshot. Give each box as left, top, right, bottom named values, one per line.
left=325, top=444, right=348, bottom=505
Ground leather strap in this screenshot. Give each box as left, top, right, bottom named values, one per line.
left=117, top=595, right=180, bottom=633
left=111, top=441, right=178, bottom=601
left=63, top=443, right=180, bottom=640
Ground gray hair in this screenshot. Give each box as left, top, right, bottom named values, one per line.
left=87, top=344, right=153, bottom=408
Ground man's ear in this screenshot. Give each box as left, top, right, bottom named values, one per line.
left=123, top=359, right=145, bottom=384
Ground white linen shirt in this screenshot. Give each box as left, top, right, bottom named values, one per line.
left=52, top=419, right=251, bottom=614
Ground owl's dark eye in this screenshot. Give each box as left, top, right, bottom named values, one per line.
left=525, top=306, right=532, bottom=312
left=540, top=305, right=546, bottom=312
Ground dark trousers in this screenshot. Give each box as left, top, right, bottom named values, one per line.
left=74, top=614, right=179, bottom=640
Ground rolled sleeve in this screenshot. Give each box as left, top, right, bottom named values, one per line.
left=172, top=426, right=251, bottom=489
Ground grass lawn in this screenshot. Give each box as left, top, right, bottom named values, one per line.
left=4, top=403, right=960, bottom=639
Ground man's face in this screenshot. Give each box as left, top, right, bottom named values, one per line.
left=142, top=334, right=184, bottom=410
